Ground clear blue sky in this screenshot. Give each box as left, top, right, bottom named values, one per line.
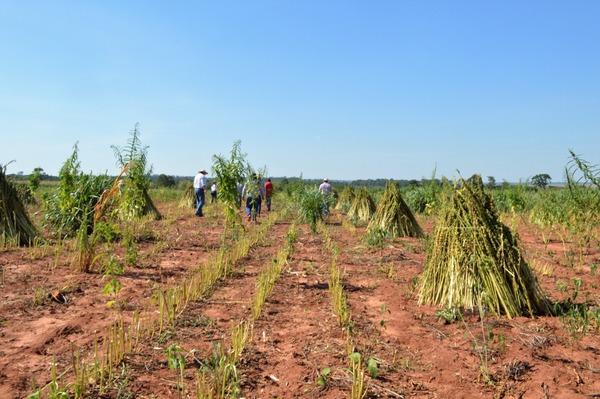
left=1, top=1, right=599, bottom=182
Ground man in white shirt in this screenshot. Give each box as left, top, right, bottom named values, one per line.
left=319, top=178, right=333, bottom=214
left=193, top=169, right=208, bottom=217
left=319, top=178, right=332, bottom=195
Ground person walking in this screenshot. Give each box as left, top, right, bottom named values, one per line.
left=319, top=178, right=333, bottom=214
left=193, top=169, right=208, bottom=217
left=264, top=178, right=274, bottom=211
left=242, top=174, right=264, bottom=222
left=210, top=181, right=217, bottom=203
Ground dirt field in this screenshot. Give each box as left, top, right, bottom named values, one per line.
left=1, top=198, right=599, bottom=398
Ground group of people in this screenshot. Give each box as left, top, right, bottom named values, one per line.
left=193, top=169, right=275, bottom=221
left=241, top=175, right=274, bottom=221
left=194, top=169, right=333, bottom=220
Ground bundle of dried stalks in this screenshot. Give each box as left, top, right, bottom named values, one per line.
left=179, top=182, right=195, bottom=209
left=0, top=166, right=37, bottom=245
left=368, top=181, right=422, bottom=238
left=335, top=185, right=356, bottom=211
left=346, top=187, right=376, bottom=223
left=418, top=175, right=552, bottom=318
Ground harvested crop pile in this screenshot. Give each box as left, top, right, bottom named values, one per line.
left=368, top=181, right=422, bottom=238
left=335, top=185, right=355, bottom=211
left=179, top=182, right=195, bottom=209
left=346, top=186, right=376, bottom=223
left=418, top=175, right=552, bottom=318
left=0, top=166, right=37, bottom=245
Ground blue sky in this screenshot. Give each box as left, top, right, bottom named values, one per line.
left=1, top=1, right=599, bottom=182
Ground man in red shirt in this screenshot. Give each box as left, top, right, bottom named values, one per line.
left=264, top=178, right=274, bottom=211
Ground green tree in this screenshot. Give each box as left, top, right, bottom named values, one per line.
left=27, top=167, right=44, bottom=193
left=486, top=176, right=496, bottom=190
left=531, top=174, right=552, bottom=189
left=155, top=174, right=175, bottom=188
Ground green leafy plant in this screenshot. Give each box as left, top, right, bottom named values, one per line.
left=436, top=306, right=462, bottom=324
left=100, top=251, right=125, bottom=308
left=316, top=367, right=330, bottom=388
left=297, top=185, right=334, bottom=233
left=379, top=303, right=389, bottom=330
left=367, top=358, right=379, bottom=378
left=365, top=226, right=387, bottom=248
left=166, top=344, right=186, bottom=393
left=123, top=229, right=138, bottom=267
left=553, top=278, right=592, bottom=339
left=212, top=140, right=251, bottom=234
left=42, top=143, right=113, bottom=239
left=112, top=123, right=161, bottom=220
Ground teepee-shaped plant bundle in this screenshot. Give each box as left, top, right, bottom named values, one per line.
left=418, top=175, right=552, bottom=318
left=368, top=181, right=422, bottom=238
left=0, top=165, right=37, bottom=246
left=346, top=186, right=376, bottom=223
left=179, top=182, right=195, bottom=209
left=335, top=184, right=356, bottom=211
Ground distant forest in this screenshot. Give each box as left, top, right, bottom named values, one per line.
left=6, top=172, right=432, bottom=189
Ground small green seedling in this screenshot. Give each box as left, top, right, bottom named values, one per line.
left=317, top=367, right=330, bottom=388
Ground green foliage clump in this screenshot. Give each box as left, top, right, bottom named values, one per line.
left=297, top=185, right=335, bottom=233
left=112, top=123, right=161, bottom=221
left=42, top=143, right=113, bottom=239
left=212, top=140, right=251, bottom=231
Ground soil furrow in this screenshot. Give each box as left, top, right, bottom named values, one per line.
left=238, top=223, right=349, bottom=398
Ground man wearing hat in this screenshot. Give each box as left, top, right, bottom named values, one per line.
left=319, top=178, right=332, bottom=195
left=194, top=169, right=208, bottom=217
left=319, top=178, right=333, bottom=214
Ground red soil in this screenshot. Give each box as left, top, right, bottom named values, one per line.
left=0, top=200, right=599, bottom=398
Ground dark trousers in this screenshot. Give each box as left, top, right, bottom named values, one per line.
left=245, top=196, right=261, bottom=216
left=195, top=188, right=205, bottom=216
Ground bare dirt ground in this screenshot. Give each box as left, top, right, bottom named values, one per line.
left=1, top=198, right=599, bottom=399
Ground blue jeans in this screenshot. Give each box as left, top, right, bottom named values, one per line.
left=245, top=196, right=261, bottom=217
left=195, top=188, right=205, bottom=216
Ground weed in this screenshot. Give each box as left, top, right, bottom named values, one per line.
left=553, top=278, right=592, bottom=339
left=316, top=367, right=330, bottom=388
left=378, top=262, right=395, bottom=279
left=166, top=344, right=186, bottom=395
left=365, top=227, right=387, bottom=248
left=367, top=358, right=379, bottom=378
left=32, top=286, right=48, bottom=307
left=379, top=303, right=390, bottom=330
left=436, top=306, right=462, bottom=324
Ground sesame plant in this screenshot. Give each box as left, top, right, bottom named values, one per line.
left=42, top=143, right=113, bottom=240
left=211, top=140, right=251, bottom=236
left=111, top=123, right=161, bottom=221
left=564, top=150, right=600, bottom=268
left=297, top=185, right=335, bottom=233
left=166, top=344, right=186, bottom=396
left=348, top=352, right=369, bottom=399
